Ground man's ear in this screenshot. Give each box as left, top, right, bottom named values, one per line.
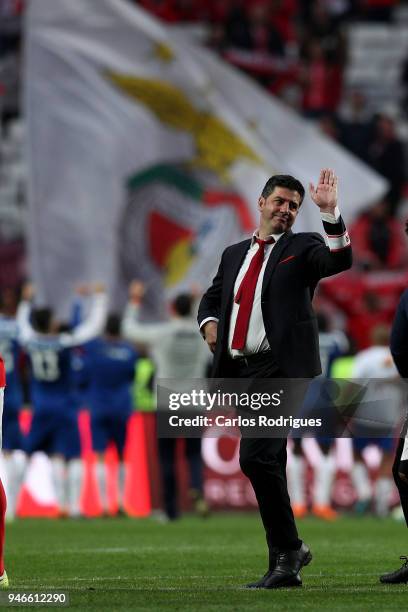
left=258, top=196, right=265, bottom=212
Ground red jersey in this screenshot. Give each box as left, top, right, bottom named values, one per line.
left=0, top=356, right=5, bottom=388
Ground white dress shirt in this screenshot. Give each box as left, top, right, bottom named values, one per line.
left=228, top=231, right=283, bottom=357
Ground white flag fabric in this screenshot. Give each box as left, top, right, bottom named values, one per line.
left=25, top=0, right=386, bottom=317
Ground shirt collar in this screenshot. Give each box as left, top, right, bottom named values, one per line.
left=251, top=229, right=284, bottom=246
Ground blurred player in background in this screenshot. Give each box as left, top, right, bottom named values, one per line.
left=122, top=281, right=210, bottom=520
left=16, top=283, right=107, bottom=518
left=351, top=325, right=400, bottom=517
left=0, top=348, right=9, bottom=587
left=80, top=313, right=139, bottom=516
left=288, top=312, right=348, bottom=520
left=0, top=288, right=26, bottom=520
left=380, top=272, right=408, bottom=582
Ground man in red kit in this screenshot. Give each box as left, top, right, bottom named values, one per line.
left=0, top=354, right=8, bottom=587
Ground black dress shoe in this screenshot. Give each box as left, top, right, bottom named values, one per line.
left=380, top=556, right=408, bottom=584
left=263, top=542, right=312, bottom=589
left=246, top=547, right=279, bottom=588
left=246, top=571, right=302, bottom=589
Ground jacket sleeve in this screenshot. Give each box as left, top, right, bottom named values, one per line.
left=391, top=290, right=408, bottom=379
left=197, top=248, right=227, bottom=330
left=306, top=216, right=352, bottom=281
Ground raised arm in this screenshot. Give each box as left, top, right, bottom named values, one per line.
left=16, top=283, right=36, bottom=344
left=60, top=284, right=108, bottom=347
left=306, top=168, right=352, bottom=279
left=121, top=281, right=166, bottom=345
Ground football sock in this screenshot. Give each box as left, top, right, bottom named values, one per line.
left=4, top=451, right=27, bottom=519
left=314, top=454, right=335, bottom=506
left=351, top=462, right=371, bottom=501
left=288, top=454, right=306, bottom=506
left=0, top=478, right=6, bottom=574
left=67, top=459, right=83, bottom=517
left=375, top=477, right=393, bottom=517
left=51, top=457, right=66, bottom=511
left=118, top=462, right=127, bottom=511
left=96, top=462, right=108, bottom=513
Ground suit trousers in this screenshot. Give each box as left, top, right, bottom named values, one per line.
left=392, top=419, right=408, bottom=527
left=229, top=352, right=302, bottom=551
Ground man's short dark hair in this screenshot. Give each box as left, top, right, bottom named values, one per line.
left=32, top=307, right=53, bottom=333
left=105, top=313, right=121, bottom=336
left=261, top=175, right=305, bottom=204
left=173, top=294, right=193, bottom=317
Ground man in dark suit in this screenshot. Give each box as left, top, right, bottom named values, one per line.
left=380, top=281, right=408, bottom=584
left=198, top=169, right=352, bottom=589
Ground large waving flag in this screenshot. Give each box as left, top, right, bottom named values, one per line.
left=25, top=0, right=386, bottom=317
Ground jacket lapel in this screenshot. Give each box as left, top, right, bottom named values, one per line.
left=224, top=239, right=251, bottom=299
left=261, top=231, right=293, bottom=297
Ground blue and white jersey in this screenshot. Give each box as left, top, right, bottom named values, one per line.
left=24, top=336, right=76, bottom=412
left=82, top=338, right=138, bottom=416
left=0, top=315, right=23, bottom=412
left=17, top=294, right=108, bottom=414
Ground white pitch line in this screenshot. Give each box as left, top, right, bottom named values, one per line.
left=13, top=586, right=404, bottom=593
left=37, top=546, right=252, bottom=554
left=22, top=572, right=387, bottom=582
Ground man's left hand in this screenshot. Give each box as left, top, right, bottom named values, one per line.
left=309, top=168, right=338, bottom=214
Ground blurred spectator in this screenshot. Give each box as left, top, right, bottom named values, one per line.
left=366, top=114, right=406, bottom=214
left=0, top=0, right=22, bottom=127
left=223, top=0, right=285, bottom=56
left=299, top=0, right=355, bottom=23
left=322, top=268, right=407, bottom=351
left=207, top=20, right=226, bottom=52
left=137, top=0, right=241, bottom=24
left=0, top=241, right=25, bottom=290
left=0, top=47, right=21, bottom=125
left=356, top=0, right=398, bottom=22
left=301, top=0, right=346, bottom=63
left=337, top=90, right=372, bottom=161
left=299, top=38, right=343, bottom=118
left=400, top=55, right=408, bottom=118
left=0, top=0, right=23, bottom=22
left=257, top=0, right=298, bottom=47
left=350, top=199, right=408, bottom=270
left=348, top=291, right=391, bottom=350
left=318, top=113, right=340, bottom=140
left=137, top=0, right=200, bottom=23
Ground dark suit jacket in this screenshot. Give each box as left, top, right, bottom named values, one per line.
left=391, top=288, right=408, bottom=378
left=198, top=226, right=352, bottom=378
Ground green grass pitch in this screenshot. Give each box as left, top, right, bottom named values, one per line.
left=4, top=514, right=408, bottom=610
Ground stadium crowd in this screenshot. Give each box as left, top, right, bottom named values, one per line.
left=1, top=0, right=408, bottom=303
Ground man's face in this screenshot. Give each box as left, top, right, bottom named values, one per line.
left=258, top=186, right=301, bottom=234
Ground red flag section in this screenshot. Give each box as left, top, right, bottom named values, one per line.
left=149, top=211, right=194, bottom=267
